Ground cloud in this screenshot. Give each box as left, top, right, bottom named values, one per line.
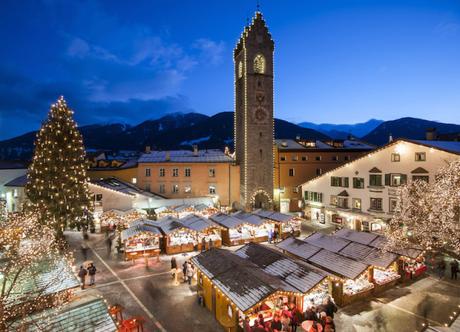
left=193, top=38, right=225, bottom=65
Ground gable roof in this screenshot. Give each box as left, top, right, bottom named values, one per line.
left=90, top=177, right=163, bottom=199
left=210, top=213, right=253, bottom=228
left=4, top=174, right=28, bottom=187
left=411, top=167, right=429, bottom=174
left=120, top=223, right=162, bottom=242
left=253, top=209, right=294, bottom=223
left=277, top=237, right=322, bottom=261
left=304, top=232, right=350, bottom=253
left=334, top=228, right=379, bottom=245
left=231, top=211, right=266, bottom=226
left=308, top=249, right=369, bottom=280
left=179, top=214, right=221, bottom=232
left=369, top=167, right=382, bottom=173
left=235, top=243, right=327, bottom=294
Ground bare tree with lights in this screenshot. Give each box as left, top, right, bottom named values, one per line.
left=25, top=96, right=93, bottom=237
left=0, top=211, right=76, bottom=330
left=385, top=159, right=460, bottom=257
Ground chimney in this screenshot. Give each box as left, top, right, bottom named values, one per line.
left=165, top=151, right=170, bottom=161
left=193, top=145, right=198, bottom=156
left=388, top=133, right=393, bottom=143
left=426, top=128, right=437, bottom=141
left=145, top=146, right=151, bottom=153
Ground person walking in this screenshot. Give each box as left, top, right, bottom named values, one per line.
left=88, top=263, right=97, bottom=286
left=451, top=260, right=459, bottom=280
left=186, top=262, right=194, bottom=285
left=182, top=261, right=188, bottom=283
left=324, top=296, right=337, bottom=319
left=201, top=237, right=206, bottom=252
left=171, top=257, right=177, bottom=279
left=78, top=266, right=88, bottom=290
left=106, top=236, right=113, bottom=257
left=438, top=259, right=446, bottom=279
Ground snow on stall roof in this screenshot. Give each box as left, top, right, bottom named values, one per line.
left=231, top=211, right=266, bottom=226
left=277, top=237, right=322, bottom=260
left=179, top=214, right=221, bottom=232
left=339, top=242, right=398, bottom=269
left=151, top=216, right=187, bottom=235
left=334, top=228, right=379, bottom=245
left=138, top=149, right=233, bottom=163
left=191, top=248, right=297, bottom=312
left=308, top=249, right=369, bottom=280
left=121, top=223, right=162, bottom=242
left=210, top=213, right=252, bottom=228
left=235, top=243, right=327, bottom=294
left=304, top=232, right=350, bottom=253
left=253, top=209, right=294, bottom=223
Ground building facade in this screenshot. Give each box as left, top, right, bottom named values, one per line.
left=274, top=139, right=374, bottom=212
left=234, top=12, right=274, bottom=210
left=137, top=149, right=240, bottom=208
left=301, top=139, right=460, bottom=232
left=0, top=161, right=28, bottom=212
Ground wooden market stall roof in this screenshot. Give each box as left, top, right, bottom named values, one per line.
left=304, top=232, right=351, bottom=253
left=357, top=231, right=424, bottom=259
left=179, top=214, right=222, bottom=232
left=191, top=248, right=300, bottom=312
left=151, top=216, right=190, bottom=235
left=209, top=213, right=253, bottom=229
left=120, top=223, right=162, bottom=242
left=235, top=243, right=327, bottom=294
left=338, top=242, right=398, bottom=270
left=277, top=237, right=322, bottom=261
left=253, top=209, right=295, bottom=223
left=231, top=211, right=266, bottom=226
left=334, top=228, right=379, bottom=245
left=308, top=249, right=370, bottom=280
left=11, top=294, right=117, bottom=331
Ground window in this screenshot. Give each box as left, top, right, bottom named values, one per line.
left=159, top=184, right=165, bottom=194
left=387, top=174, right=407, bottom=187
left=330, top=195, right=338, bottom=206
left=331, top=177, right=349, bottom=187
left=289, top=168, right=295, bottom=177
left=353, top=177, right=365, bottom=189
left=370, top=198, right=383, bottom=211
left=280, top=156, right=286, bottom=161
left=172, top=168, right=179, bottom=177
left=185, top=168, right=191, bottom=177
left=209, top=168, right=216, bottom=177
left=238, top=61, right=243, bottom=79
left=391, top=153, right=400, bottom=162
left=316, top=168, right=322, bottom=176
left=145, top=183, right=151, bottom=192
left=159, top=168, right=165, bottom=177
left=389, top=197, right=398, bottom=213
left=292, top=155, right=298, bottom=161
left=172, top=184, right=179, bottom=193
left=369, top=174, right=382, bottom=187
left=415, top=152, right=426, bottom=161
left=304, top=191, right=323, bottom=203
left=184, top=185, right=192, bottom=193
left=209, top=185, right=216, bottom=195
left=145, top=168, right=151, bottom=177
left=131, top=177, right=137, bottom=184
left=315, top=156, right=322, bottom=161
left=253, top=54, right=266, bottom=74
left=352, top=198, right=361, bottom=210
left=332, top=155, right=339, bottom=161
left=337, top=197, right=349, bottom=209
left=95, top=194, right=103, bottom=202
left=302, top=156, right=308, bottom=161
left=412, top=175, right=429, bottom=183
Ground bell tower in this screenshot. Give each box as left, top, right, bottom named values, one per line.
left=234, top=11, right=274, bottom=210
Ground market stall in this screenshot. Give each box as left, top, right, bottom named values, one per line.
left=193, top=204, right=219, bottom=218
left=99, top=208, right=147, bottom=231
left=253, top=209, right=302, bottom=238
left=231, top=211, right=273, bottom=242
left=191, top=244, right=329, bottom=332
left=209, top=213, right=269, bottom=246
left=180, top=214, right=223, bottom=250
left=154, top=216, right=197, bottom=254
left=120, top=222, right=162, bottom=260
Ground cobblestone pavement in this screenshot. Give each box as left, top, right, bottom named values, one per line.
left=65, top=222, right=460, bottom=332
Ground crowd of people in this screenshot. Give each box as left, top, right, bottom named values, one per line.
left=243, top=297, right=337, bottom=332
left=170, top=256, right=195, bottom=284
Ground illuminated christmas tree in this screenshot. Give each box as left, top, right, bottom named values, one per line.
left=25, top=96, right=93, bottom=236
left=385, top=159, right=460, bottom=257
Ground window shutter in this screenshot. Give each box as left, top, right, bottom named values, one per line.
left=385, top=174, right=391, bottom=186
left=343, top=177, right=349, bottom=187
left=401, top=174, right=407, bottom=185
left=304, top=191, right=309, bottom=200
left=330, top=177, right=334, bottom=186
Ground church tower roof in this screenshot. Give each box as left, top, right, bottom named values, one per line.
left=234, top=11, right=274, bottom=58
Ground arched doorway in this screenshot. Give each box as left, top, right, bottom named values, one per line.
left=251, top=190, right=272, bottom=210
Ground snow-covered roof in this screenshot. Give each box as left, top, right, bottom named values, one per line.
left=90, top=177, right=162, bottom=199
left=210, top=213, right=252, bottom=229
left=339, top=242, right=398, bottom=269
left=308, top=249, right=369, bottom=280
left=121, top=223, right=162, bottom=241
left=410, top=140, right=460, bottom=155
left=334, top=228, right=379, bottom=245
left=253, top=209, right=294, bottom=223
left=235, top=243, right=327, bottom=294
left=277, top=237, right=322, bottom=260
left=231, top=211, right=266, bottom=226
left=138, top=149, right=233, bottom=163
left=275, top=139, right=374, bottom=151
left=179, top=214, right=221, bottom=232
left=304, top=232, right=351, bottom=253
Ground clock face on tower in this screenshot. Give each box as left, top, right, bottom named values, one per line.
left=254, top=107, right=267, bottom=122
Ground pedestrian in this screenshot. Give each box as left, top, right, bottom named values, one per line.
left=268, top=229, right=273, bottom=244
left=324, top=296, right=337, bottom=319
left=304, top=306, right=317, bottom=321
left=324, top=316, right=335, bottom=332
left=106, top=236, right=112, bottom=256
left=201, top=237, right=206, bottom=252
left=438, top=259, right=446, bottom=279
left=182, top=261, right=188, bottom=282
left=88, top=263, right=97, bottom=286
left=290, top=303, right=302, bottom=332
left=78, top=266, right=88, bottom=290
left=243, top=316, right=251, bottom=332
left=81, top=241, right=89, bottom=261
left=271, top=314, right=283, bottom=332
left=171, top=257, right=177, bottom=279
left=451, top=260, right=459, bottom=280
left=209, top=238, right=213, bottom=249
left=258, top=313, right=265, bottom=327
left=186, top=262, right=194, bottom=285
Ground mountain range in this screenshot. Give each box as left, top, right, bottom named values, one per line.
left=1, top=113, right=459, bottom=161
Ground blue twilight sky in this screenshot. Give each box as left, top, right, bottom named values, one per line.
left=0, top=0, right=459, bottom=139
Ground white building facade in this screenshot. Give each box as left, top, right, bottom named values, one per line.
left=0, top=162, right=28, bottom=212
left=301, top=139, right=460, bottom=233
